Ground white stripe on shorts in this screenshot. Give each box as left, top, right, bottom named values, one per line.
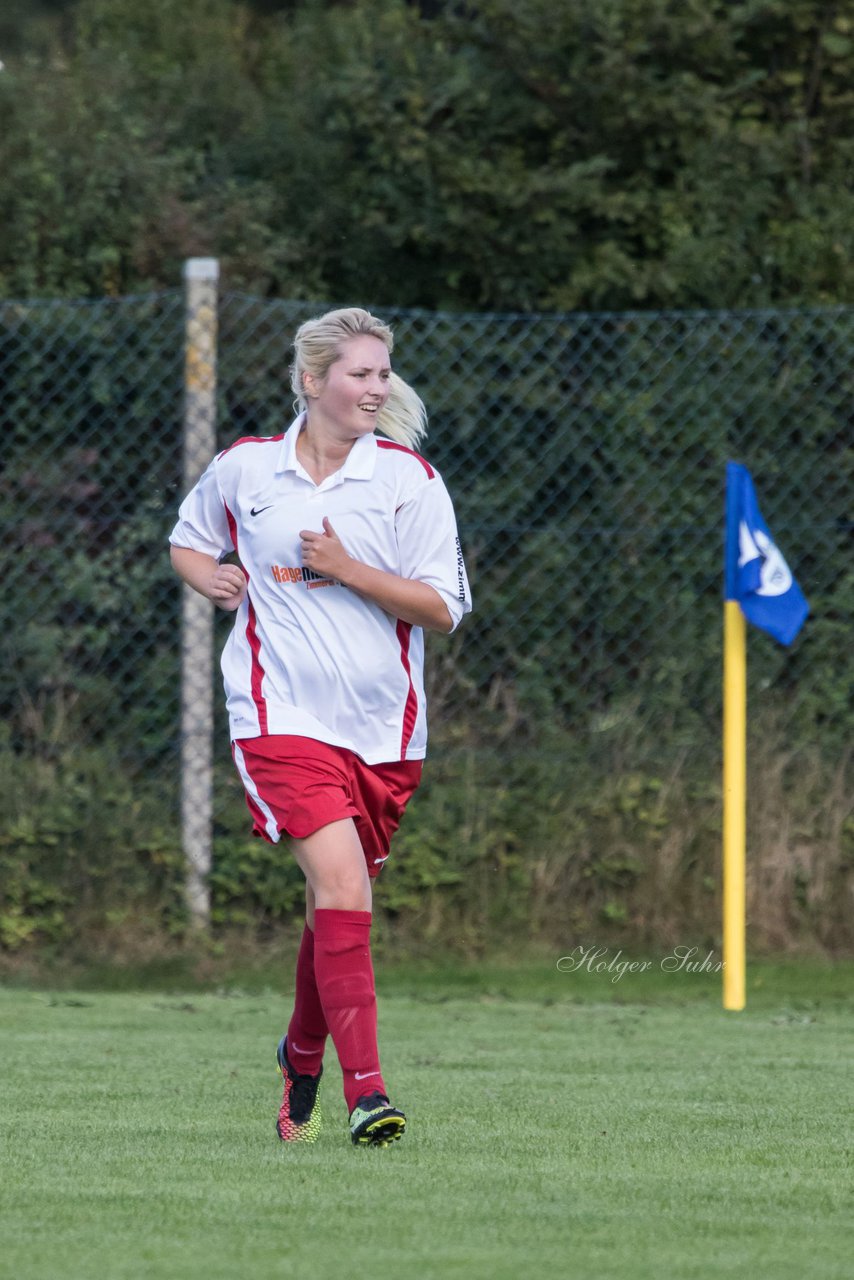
left=232, top=741, right=281, bottom=843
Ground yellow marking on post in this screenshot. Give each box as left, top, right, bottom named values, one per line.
left=722, top=599, right=746, bottom=1010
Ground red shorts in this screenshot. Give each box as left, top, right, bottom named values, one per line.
left=231, top=735, right=423, bottom=877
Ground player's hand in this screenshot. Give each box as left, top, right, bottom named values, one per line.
left=208, top=563, right=248, bottom=611
left=299, top=518, right=352, bottom=581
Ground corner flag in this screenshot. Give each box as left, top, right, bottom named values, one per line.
left=721, top=462, right=808, bottom=1011
left=725, top=462, right=809, bottom=644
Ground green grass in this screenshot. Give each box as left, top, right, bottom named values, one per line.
left=2, top=960, right=852, bottom=1279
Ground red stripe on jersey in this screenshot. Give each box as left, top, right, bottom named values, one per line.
left=396, top=620, right=419, bottom=757
left=218, top=433, right=285, bottom=459
left=224, top=501, right=239, bottom=554
left=245, top=602, right=269, bottom=735
left=377, top=438, right=434, bottom=478
left=224, top=501, right=269, bottom=734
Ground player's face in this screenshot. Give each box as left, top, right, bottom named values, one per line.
left=308, top=335, right=392, bottom=439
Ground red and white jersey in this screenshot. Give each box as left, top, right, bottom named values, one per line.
left=170, top=416, right=472, bottom=764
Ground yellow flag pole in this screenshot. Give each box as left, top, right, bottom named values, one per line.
left=722, top=600, right=747, bottom=1010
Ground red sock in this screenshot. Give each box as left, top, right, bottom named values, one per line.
left=313, top=908, right=387, bottom=1113
left=285, top=923, right=327, bottom=1077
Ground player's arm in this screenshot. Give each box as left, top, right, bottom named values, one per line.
left=170, top=456, right=246, bottom=610
left=299, top=518, right=453, bottom=633
left=170, top=545, right=247, bottom=612
left=339, top=559, right=453, bottom=633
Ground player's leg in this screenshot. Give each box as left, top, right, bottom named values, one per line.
left=275, top=877, right=329, bottom=1142
left=291, top=821, right=405, bottom=1146
left=283, top=883, right=328, bottom=1077
left=290, top=820, right=382, bottom=1104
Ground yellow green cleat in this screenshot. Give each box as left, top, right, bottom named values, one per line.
left=349, top=1092, right=406, bottom=1147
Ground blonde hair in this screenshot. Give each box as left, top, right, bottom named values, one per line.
left=290, top=307, right=427, bottom=448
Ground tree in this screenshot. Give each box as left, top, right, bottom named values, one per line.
left=0, top=0, right=852, bottom=308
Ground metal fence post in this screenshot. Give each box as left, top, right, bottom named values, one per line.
left=181, top=258, right=220, bottom=928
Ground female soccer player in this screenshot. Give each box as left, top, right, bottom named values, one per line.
left=170, top=307, right=471, bottom=1147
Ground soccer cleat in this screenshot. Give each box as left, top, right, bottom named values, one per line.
left=349, top=1091, right=406, bottom=1147
left=276, top=1036, right=322, bottom=1142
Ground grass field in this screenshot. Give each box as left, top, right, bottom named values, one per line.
left=2, top=957, right=852, bottom=1279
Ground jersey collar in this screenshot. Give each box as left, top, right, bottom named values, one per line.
left=276, top=415, right=378, bottom=487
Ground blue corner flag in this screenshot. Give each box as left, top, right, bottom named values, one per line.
left=725, top=463, right=809, bottom=645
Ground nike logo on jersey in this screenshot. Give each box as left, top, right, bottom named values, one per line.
left=250, top=504, right=273, bottom=516
left=354, top=1070, right=382, bottom=1081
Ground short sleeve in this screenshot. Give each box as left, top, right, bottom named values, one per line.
left=169, top=457, right=233, bottom=559
left=395, top=475, right=472, bottom=631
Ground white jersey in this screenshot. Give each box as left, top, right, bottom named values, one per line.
left=170, top=416, right=472, bottom=764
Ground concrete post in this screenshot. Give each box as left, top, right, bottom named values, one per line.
left=181, top=258, right=220, bottom=927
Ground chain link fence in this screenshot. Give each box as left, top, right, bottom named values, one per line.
left=2, top=283, right=852, bottom=946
